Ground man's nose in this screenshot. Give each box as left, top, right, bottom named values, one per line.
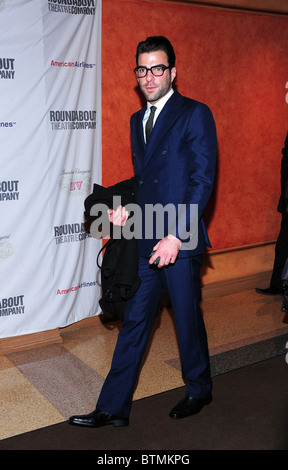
left=146, top=70, right=154, bottom=80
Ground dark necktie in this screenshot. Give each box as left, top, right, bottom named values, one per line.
left=145, top=106, right=156, bottom=144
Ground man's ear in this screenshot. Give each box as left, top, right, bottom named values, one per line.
left=171, top=67, right=176, bottom=84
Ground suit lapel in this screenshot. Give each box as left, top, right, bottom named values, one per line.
left=136, top=108, right=146, bottom=149
left=131, top=108, right=146, bottom=175
left=133, top=91, right=185, bottom=173
left=134, top=108, right=146, bottom=154
left=144, top=91, right=184, bottom=167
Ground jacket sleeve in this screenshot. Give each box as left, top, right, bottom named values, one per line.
left=174, top=103, right=217, bottom=246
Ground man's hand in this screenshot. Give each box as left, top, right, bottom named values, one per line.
left=149, top=234, right=182, bottom=267
left=107, top=205, right=129, bottom=226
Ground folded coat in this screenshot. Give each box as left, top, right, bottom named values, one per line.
left=84, top=177, right=140, bottom=321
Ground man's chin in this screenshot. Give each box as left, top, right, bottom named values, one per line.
left=141, top=89, right=159, bottom=103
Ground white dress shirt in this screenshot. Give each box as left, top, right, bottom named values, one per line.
left=142, top=89, right=174, bottom=142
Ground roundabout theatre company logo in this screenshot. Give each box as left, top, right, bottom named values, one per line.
left=50, top=110, right=96, bottom=130
left=47, top=0, right=96, bottom=15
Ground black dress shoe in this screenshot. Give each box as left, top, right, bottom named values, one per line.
left=255, top=287, right=283, bottom=295
left=169, top=395, right=212, bottom=419
left=68, top=409, right=129, bottom=427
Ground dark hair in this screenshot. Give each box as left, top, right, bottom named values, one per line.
left=136, top=36, right=176, bottom=68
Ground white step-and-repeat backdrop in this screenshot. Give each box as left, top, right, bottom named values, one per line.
left=0, top=0, right=102, bottom=338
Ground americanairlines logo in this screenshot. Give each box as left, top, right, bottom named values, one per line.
left=54, top=222, right=91, bottom=244
left=0, top=58, right=15, bottom=79
left=50, top=110, right=96, bottom=130
left=51, top=60, right=96, bottom=69
left=48, top=0, right=96, bottom=15
left=57, top=280, right=97, bottom=295
left=0, top=121, right=16, bottom=128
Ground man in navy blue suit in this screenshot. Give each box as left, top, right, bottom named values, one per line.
left=69, top=36, right=217, bottom=428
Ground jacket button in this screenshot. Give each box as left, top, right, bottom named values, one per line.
left=105, top=290, right=113, bottom=300
left=154, top=178, right=159, bottom=184
left=162, top=150, right=167, bottom=155
left=139, top=180, right=143, bottom=184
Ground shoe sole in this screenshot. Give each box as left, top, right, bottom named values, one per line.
left=111, top=420, right=129, bottom=427
left=68, top=418, right=129, bottom=428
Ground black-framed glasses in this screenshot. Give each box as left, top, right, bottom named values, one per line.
left=134, top=64, right=170, bottom=78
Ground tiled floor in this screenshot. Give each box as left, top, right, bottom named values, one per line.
left=1, top=288, right=288, bottom=441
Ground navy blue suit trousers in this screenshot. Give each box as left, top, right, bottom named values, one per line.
left=96, top=255, right=212, bottom=417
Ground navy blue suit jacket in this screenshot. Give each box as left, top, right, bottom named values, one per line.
left=130, top=90, right=217, bottom=258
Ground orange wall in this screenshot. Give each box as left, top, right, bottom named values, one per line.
left=102, top=0, right=288, bottom=251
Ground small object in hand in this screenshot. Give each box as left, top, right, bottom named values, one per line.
left=150, top=250, right=160, bottom=266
